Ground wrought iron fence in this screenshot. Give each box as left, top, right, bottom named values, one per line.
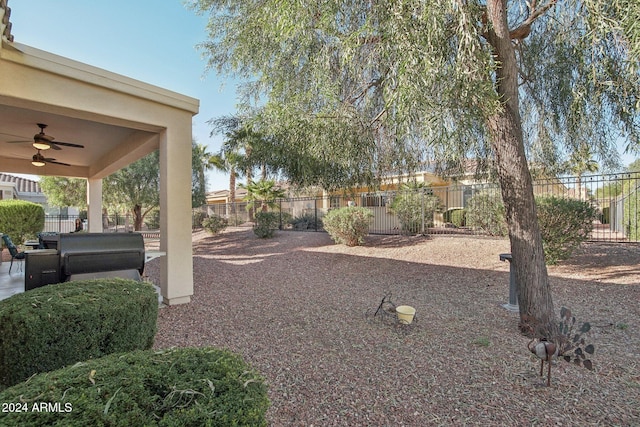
left=43, top=209, right=226, bottom=236
left=43, top=214, right=154, bottom=234
left=41, top=172, right=640, bottom=243
left=203, top=172, right=640, bottom=243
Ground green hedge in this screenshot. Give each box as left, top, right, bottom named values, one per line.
left=443, top=209, right=466, bottom=227
left=390, top=190, right=441, bottom=234
left=254, top=211, right=280, bottom=238
left=0, top=347, right=270, bottom=426
left=202, top=214, right=228, bottom=235
left=0, top=279, right=158, bottom=389
left=323, top=207, right=373, bottom=246
left=536, top=196, right=597, bottom=264
left=465, top=192, right=508, bottom=236
left=0, top=200, right=45, bottom=244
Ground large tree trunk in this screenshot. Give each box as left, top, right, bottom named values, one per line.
left=133, top=204, right=143, bottom=231
left=486, top=0, right=555, bottom=336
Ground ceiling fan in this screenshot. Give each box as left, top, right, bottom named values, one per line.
left=8, top=123, right=85, bottom=151
left=31, top=149, right=71, bottom=167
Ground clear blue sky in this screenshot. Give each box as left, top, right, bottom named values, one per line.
left=8, top=0, right=236, bottom=190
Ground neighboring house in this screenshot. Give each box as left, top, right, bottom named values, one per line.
left=204, top=162, right=573, bottom=231
left=0, top=172, right=46, bottom=205
left=0, top=173, right=82, bottom=238
left=206, top=187, right=249, bottom=206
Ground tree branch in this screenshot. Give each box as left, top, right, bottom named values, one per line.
left=481, top=0, right=558, bottom=42
left=509, top=0, right=558, bottom=41
left=346, top=77, right=383, bottom=105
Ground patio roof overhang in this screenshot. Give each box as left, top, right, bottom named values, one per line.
left=0, top=33, right=199, bottom=305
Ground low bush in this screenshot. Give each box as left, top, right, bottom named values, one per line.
left=289, top=213, right=323, bottom=231
left=390, top=188, right=441, bottom=234
left=0, top=347, right=270, bottom=427
left=536, top=196, right=597, bottom=264
left=254, top=211, right=280, bottom=238
left=202, top=214, right=228, bottom=235
left=0, top=279, right=157, bottom=389
left=465, top=192, right=508, bottom=237
left=0, top=200, right=45, bottom=244
left=323, top=207, right=373, bottom=246
left=444, top=209, right=466, bottom=227
left=191, top=210, right=208, bottom=228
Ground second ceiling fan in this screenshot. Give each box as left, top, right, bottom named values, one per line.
left=31, top=149, right=70, bottom=167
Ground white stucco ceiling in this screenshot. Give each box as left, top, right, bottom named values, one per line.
left=0, top=103, right=154, bottom=176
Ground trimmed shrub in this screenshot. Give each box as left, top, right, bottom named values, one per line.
left=202, top=214, right=228, bottom=235
left=536, top=196, right=597, bottom=264
left=254, top=211, right=280, bottom=238
left=444, top=208, right=466, bottom=227
left=465, top=192, right=508, bottom=236
left=323, top=206, right=373, bottom=246
left=0, top=200, right=45, bottom=244
left=289, top=213, right=323, bottom=231
left=0, top=347, right=269, bottom=426
left=192, top=210, right=207, bottom=228
left=0, top=279, right=158, bottom=389
left=390, top=190, right=441, bottom=234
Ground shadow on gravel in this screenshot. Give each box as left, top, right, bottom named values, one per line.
left=149, top=228, right=640, bottom=426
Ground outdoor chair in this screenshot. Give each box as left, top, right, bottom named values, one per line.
left=2, top=235, right=26, bottom=273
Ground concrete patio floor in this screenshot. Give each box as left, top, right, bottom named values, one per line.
left=0, top=259, right=25, bottom=301
left=0, top=252, right=164, bottom=303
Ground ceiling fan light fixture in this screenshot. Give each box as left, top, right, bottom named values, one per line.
left=31, top=159, right=45, bottom=167
left=33, top=141, right=51, bottom=150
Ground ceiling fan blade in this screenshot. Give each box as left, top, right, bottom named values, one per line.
left=6, top=140, right=31, bottom=144
left=46, top=159, right=71, bottom=166
left=50, top=141, right=85, bottom=148
left=48, top=143, right=62, bottom=150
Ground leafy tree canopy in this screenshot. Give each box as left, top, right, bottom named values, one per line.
left=39, top=177, right=87, bottom=210
left=190, top=0, right=638, bottom=186
left=103, top=150, right=160, bottom=230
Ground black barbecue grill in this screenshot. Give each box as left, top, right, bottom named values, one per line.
left=25, top=232, right=145, bottom=290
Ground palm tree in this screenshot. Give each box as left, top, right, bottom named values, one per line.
left=210, top=113, right=277, bottom=218
left=192, top=142, right=214, bottom=207
left=564, top=144, right=599, bottom=201
left=208, top=149, right=243, bottom=208
left=209, top=113, right=276, bottom=187
left=240, top=179, right=286, bottom=212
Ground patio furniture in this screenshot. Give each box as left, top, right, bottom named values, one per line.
left=58, top=232, right=145, bottom=282
left=2, top=235, right=26, bottom=273
left=25, top=249, right=59, bottom=291
left=37, top=232, right=59, bottom=250
left=23, top=232, right=146, bottom=291
left=24, top=239, right=40, bottom=250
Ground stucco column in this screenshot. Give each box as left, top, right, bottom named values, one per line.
left=159, top=123, right=194, bottom=305
left=322, top=190, right=330, bottom=210
left=86, top=178, right=103, bottom=233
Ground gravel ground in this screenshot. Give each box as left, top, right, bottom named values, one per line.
left=148, top=227, right=640, bottom=426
